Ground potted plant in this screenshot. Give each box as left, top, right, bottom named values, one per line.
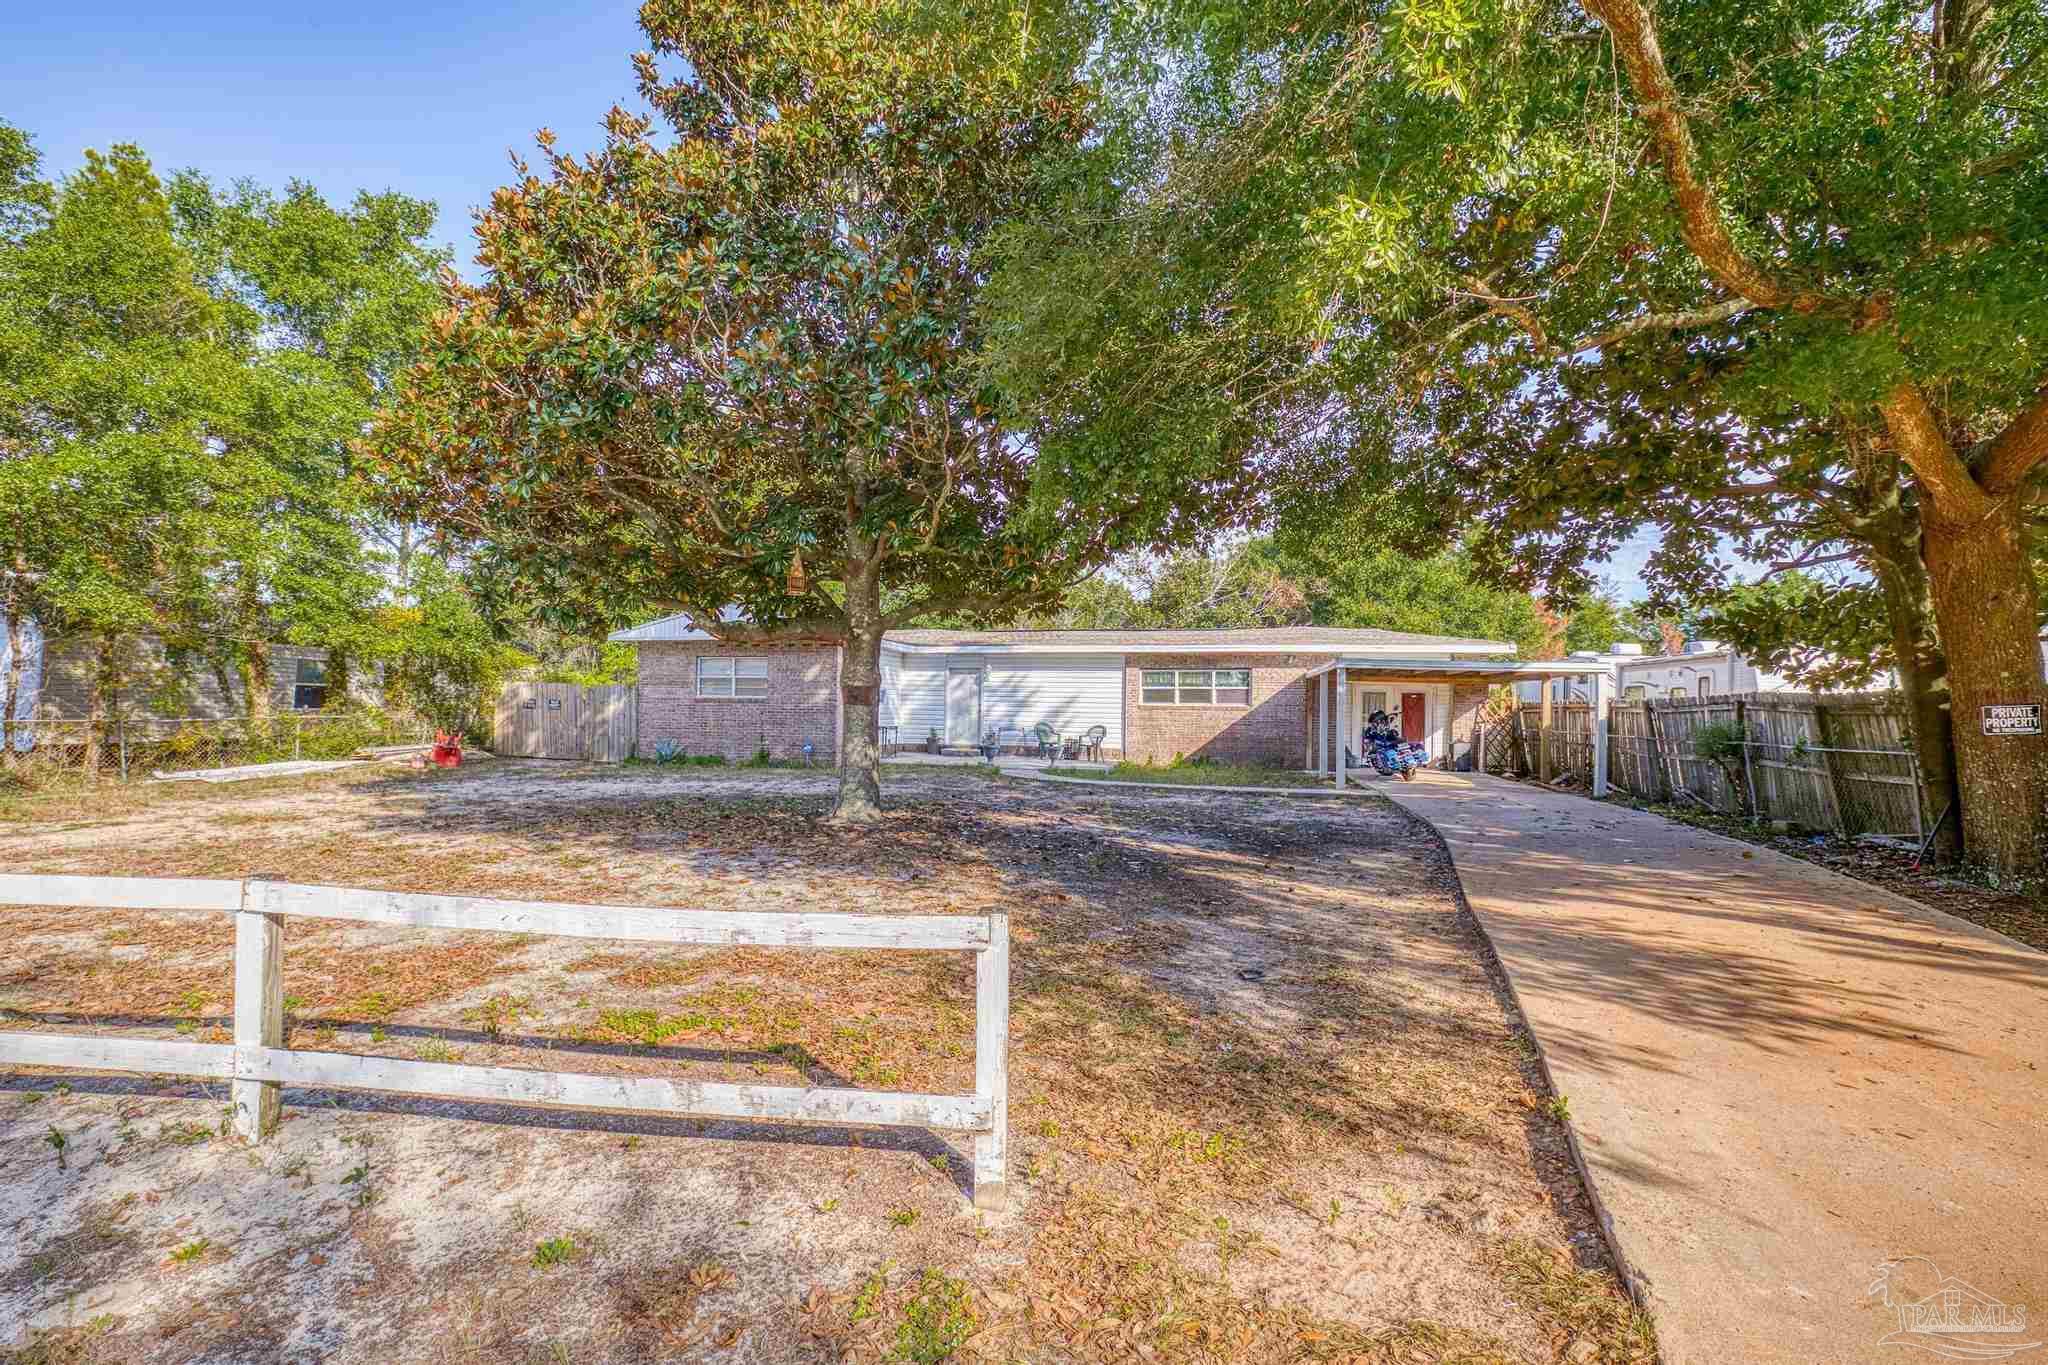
left=925, top=727, right=940, bottom=754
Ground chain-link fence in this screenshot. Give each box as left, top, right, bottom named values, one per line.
left=1, top=711, right=431, bottom=782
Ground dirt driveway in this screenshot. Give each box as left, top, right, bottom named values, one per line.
left=1, top=762, right=1649, bottom=1363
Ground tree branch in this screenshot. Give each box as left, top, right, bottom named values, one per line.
left=1981, top=379, right=2048, bottom=496
left=1579, top=0, right=1841, bottom=316
left=1559, top=297, right=1755, bottom=357
left=1877, top=379, right=1992, bottom=515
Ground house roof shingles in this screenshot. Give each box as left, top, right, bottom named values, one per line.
left=610, top=615, right=1517, bottom=653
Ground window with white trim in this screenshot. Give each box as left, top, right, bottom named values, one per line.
left=1623, top=684, right=1648, bottom=702
left=1140, top=668, right=1251, bottom=705
left=696, top=656, right=769, bottom=699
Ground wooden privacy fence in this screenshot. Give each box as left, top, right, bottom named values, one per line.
left=0, top=874, right=1011, bottom=1209
left=494, top=684, right=636, bottom=762
left=1506, top=691, right=1925, bottom=840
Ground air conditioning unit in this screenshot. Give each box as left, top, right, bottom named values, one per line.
left=1608, top=642, right=1646, bottom=656
left=1683, top=639, right=1722, bottom=654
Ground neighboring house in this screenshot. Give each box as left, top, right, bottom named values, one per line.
left=1, top=618, right=364, bottom=722
left=608, top=614, right=1598, bottom=769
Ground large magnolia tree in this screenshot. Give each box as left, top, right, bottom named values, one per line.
left=371, top=0, right=1263, bottom=821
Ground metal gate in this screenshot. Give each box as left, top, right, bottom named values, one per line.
left=493, top=684, right=637, bottom=762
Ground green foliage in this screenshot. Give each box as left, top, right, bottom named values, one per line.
left=1692, top=720, right=1753, bottom=815
left=365, top=559, right=530, bottom=738
left=0, top=120, right=451, bottom=727
left=371, top=0, right=1257, bottom=641
left=892, top=1269, right=976, bottom=1363
left=1688, top=573, right=1897, bottom=691
left=536, top=641, right=637, bottom=687
left=1561, top=588, right=1634, bottom=657
left=530, top=1236, right=580, bottom=1269
left=1040, top=536, right=1546, bottom=653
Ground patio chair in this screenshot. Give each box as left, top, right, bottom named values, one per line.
left=1032, top=722, right=1060, bottom=759
left=1080, top=724, right=1108, bottom=761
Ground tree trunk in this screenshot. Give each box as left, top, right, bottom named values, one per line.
left=1920, top=496, right=2048, bottom=881
left=1871, top=548, right=1959, bottom=863
left=830, top=553, right=885, bottom=826
left=82, top=633, right=118, bottom=781
left=240, top=644, right=274, bottom=728
left=0, top=593, right=24, bottom=773
left=326, top=650, right=351, bottom=710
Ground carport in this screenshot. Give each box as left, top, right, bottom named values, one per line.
left=1304, top=657, right=1619, bottom=793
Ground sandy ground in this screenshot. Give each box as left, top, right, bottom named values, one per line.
left=1, top=762, right=1650, bottom=1363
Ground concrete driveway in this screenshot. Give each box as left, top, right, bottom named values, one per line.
left=1381, top=772, right=2048, bottom=1365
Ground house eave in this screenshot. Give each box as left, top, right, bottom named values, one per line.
left=1306, top=657, right=1616, bottom=680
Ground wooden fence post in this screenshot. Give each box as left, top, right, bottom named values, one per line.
left=1538, top=685, right=1554, bottom=783
left=1811, top=700, right=1849, bottom=834
left=1639, top=702, right=1663, bottom=801
left=1734, top=698, right=1759, bottom=819
left=973, top=912, right=1010, bottom=1211
left=232, top=878, right=285, bottom=1142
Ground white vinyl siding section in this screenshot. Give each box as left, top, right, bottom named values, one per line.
left=889, top=652, right=951, bottom=742
left=982, top=655, right=1122, bottom=750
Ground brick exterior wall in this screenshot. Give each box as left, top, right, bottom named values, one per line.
left=636, top=641, right=842, bottom=763
left=1122, top=653, right=1319, bottom=767
left=1449, top=682, right=1487, bottom=768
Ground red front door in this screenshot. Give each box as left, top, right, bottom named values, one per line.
left=1399, top=692, right=1426, bottom=744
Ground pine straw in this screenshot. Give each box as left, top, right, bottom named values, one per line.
left=0, top=764, right=1655, bottom=1363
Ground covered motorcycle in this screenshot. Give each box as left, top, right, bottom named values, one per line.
left=1363, top=712, right=1428, bottom=781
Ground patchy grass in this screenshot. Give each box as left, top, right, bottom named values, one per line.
left=1048, top=760, right=1336, bottom=789
left=0, top=760, right=1645, bottom=1363
left=530, top=1236, right=581, bottom=1270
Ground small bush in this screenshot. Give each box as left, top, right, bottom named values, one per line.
left=1692, top=720, right=1752, bottom=815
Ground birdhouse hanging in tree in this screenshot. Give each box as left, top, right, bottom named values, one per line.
left=785, top=549, right=809, bottom=596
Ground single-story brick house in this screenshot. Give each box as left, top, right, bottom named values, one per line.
left=608, top=615, right=1608, bottom=775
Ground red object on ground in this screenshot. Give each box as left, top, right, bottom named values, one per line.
left=431, top=732, right=462, bottom=768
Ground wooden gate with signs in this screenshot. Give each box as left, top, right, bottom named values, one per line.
left=493, top=684, right=637, bottom=762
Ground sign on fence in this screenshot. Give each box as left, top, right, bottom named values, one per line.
left=1982, top=704, right=2042, bottom=737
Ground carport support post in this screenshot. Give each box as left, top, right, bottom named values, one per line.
left=1317, top=672, right=1329, bottom=774
left=1591, top=671, right=1611, bottom=798
left=232, top=878, right=284, bottom=1143
left=1333, top=666, right=1348, bottom=787
left=972, top=913, right=1010, bottom=1210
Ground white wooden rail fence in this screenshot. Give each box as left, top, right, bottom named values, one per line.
left=0, top=875, right=1010, bottom=1209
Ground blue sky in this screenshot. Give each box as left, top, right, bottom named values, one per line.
left=5, top=1, right=654, bottom=273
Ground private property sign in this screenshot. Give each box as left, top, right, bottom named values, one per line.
left=1981, top=704, right=2043, bottom=737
